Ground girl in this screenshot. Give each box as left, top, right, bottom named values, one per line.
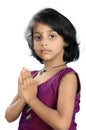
left=5, top=8, right=81, bottom=130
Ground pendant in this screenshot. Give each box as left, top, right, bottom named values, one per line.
left=39, top=68, right=46, bottom=75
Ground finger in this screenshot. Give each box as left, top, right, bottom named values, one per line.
left=28, top=70, right=32, bottom=77
left=23, top=78, right=28, bottom=88
left=22, top=68, right=33, bottom=88
left=19, top=75, right=23, bottom=84
left=23, top=68, right=32, bottom=78
left=22, top=69, right=26, bottom=80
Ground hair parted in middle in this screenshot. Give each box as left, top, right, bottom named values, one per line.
left=25, top=8, right=80, bottom=64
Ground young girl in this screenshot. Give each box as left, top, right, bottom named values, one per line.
left=5, top=8, right=81, bottom=130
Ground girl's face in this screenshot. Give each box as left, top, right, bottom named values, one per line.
left=33, top=23, right=65, bottom=63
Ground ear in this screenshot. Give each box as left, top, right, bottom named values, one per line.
left=64, top=42, right=69, bottom=47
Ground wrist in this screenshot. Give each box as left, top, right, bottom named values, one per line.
left=28, top=97, right=37, bottom=104
left=19, top=98, right=26, bottom=105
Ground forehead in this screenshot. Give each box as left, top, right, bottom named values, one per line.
left=33, top=23, right=54, bottom=33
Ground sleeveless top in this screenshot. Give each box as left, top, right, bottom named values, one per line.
left=18, top=67, right=81, bottom=130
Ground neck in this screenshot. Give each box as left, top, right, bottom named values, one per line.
left=39, top=62, right=66, bottom=75
left=44, top=60, right=66, bottom=68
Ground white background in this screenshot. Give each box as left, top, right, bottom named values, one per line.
left=0, top=0, right=86, bottom=129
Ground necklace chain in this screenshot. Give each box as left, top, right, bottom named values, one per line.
left=39, top=63, right=66, bottom=75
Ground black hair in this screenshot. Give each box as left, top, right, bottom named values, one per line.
left=25, top=8, right=80, bottom=64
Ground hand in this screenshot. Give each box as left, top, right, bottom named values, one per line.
left=18, top=71, right=26, bottom=103
left=18, top=68, right=38, bottom=104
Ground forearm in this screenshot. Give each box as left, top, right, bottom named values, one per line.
left=28, top=97, right=68, bottom=130
left=5, top=98, right=26, bottom=122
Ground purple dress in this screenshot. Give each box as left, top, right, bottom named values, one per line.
left=18, top=68, right=81, bottom=130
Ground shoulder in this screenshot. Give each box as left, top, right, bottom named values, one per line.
left=59, top=67, right=81, bottom=94
left=59, top=67, right=79, bottom=80
left=59, top=67, right=76, bottom=74
left=62, top=67, right=77, bottom=77
left=61, top=70, right=77, bottom=85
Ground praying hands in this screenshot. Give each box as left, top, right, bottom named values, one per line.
left=18, top=68, right=38, bottom=104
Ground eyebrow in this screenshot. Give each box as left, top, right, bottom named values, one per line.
left=33, top=30, right=56, bottom=34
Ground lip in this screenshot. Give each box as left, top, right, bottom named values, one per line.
left=40, top=49, right=50, bottom=53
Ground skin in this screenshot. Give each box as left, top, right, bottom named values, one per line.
left=5, top=23, right=77, bottom=130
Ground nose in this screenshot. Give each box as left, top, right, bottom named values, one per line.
left=40, top=38, right=48, bottom=46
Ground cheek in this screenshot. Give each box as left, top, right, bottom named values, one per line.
left=53, top=43, right=64, bottom=54
left=57, top=41, right=65, bottom=51
left=33, top=44, right=39, bottom=54
left=33, top=43, right=36, bottom=51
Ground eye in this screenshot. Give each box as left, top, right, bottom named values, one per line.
left=49, top=34, right=56, bottom=39
left=33, top=35, right=42, bottom=41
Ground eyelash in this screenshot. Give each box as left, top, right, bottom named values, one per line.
left=33, top=34, right=57, bottom=41
left=49, top=34, right=56, bottom=39
left=34, top=35, right=42, bottom=41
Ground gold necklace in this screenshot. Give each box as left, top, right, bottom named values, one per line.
left=39, top=63, right=66, bottom=75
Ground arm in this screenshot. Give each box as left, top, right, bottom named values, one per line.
left=5, top=69, right=27, bottom=122
left=5, top=93, right=26, bottom=122
left=20, top=68, right=77, bottom=130
left=28, top=73, right=77, bottom=130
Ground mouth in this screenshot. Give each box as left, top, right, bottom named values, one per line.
left=40, top=49, right=51, bottom=54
